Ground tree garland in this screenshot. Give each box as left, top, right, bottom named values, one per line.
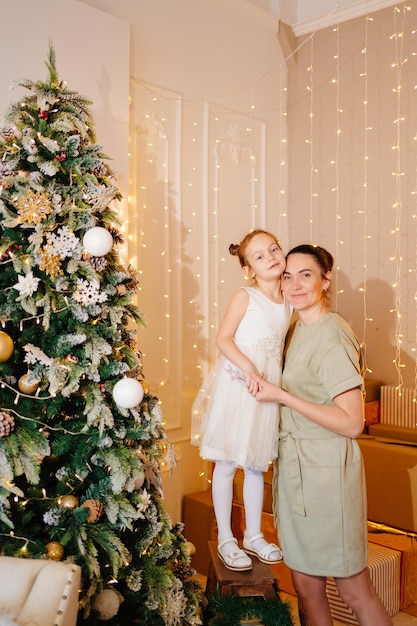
left=204, top=591, right=295, bottom=625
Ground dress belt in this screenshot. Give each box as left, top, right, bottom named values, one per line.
left=278, top=429, right=342, bottom=517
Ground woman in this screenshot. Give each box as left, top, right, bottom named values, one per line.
left=252, top=244, right=392, bottom=626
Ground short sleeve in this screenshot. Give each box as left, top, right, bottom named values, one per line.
left=318, top=341, right=363, bottom=399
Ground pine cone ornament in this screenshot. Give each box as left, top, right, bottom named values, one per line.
left=81, top=498, right=104, bottom=523
left=1, top=126, right=15, bottom=141
left=93, top=162, right=108, bottom=178
left=108, top=226, right=124, bottom=245
left=172, top=559, right=194, bottom=584
left=0, top=163, right=15, bottom=179
left=0, top=411, right=15, bottom=437
left=87, top=255, right=108, bottom=272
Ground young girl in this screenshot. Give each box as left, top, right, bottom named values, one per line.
left=191, top=229, right=292, bottom=571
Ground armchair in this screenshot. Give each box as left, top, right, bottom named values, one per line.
left=0, top=556, right=81, bottom=626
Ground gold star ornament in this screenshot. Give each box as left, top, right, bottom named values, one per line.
left=39, top=244, right=63, bottom=280
left=15, top=190, right=54, bottom=224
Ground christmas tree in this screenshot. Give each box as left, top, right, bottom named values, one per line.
left=0, top=43, right=202, bottom=625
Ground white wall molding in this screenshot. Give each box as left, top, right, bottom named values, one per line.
left=292, top=0, right=399, bottom=36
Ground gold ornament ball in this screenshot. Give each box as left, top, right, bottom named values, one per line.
left=59, top=495, right=79, bottom=510
left=185, top=541, right=196, bottom=557
left=46, top=541, right=64, bottom=560
left=0, top=331, right=14, bottom=363
left=18, top=373, right=40, bottom=394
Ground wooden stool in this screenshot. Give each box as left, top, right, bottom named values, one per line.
left=206, top=541, right=279, bottom=600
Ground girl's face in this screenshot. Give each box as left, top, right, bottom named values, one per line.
left=244, top=233, right=285, bottom=281
left=282, top=253, right=331, bottom=313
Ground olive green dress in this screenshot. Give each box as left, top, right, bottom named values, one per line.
left=274, top=312, right=367, bottom=577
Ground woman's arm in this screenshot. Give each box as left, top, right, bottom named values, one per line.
left=216, top=289, right=260, bottom=390
left=253, top=378, right=364, bottom=438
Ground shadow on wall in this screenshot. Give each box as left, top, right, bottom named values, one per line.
left=335, top=272, right=415, bottom=386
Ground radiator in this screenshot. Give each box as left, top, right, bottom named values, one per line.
left=380, top=385, right=417, bottom=428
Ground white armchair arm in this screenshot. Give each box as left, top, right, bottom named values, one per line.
left=0, top=556, right=81, bottom=626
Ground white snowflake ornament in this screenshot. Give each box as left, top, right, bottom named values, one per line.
left=46, top=226, right=80, bottom=259
left=73, top=278, right=108, bottom=306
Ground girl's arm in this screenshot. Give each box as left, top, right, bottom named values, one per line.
left=253, top=378, right=364, bottom=438
left=216, top=289, right=260, bottom=389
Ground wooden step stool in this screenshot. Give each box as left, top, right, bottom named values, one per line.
left=206, top=541, right=279, bottom=600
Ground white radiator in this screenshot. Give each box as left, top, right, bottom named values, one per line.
left=380, top=385, right=417, bottom=428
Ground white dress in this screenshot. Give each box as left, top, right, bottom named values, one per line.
left=191, top=287, right=292, bottom=471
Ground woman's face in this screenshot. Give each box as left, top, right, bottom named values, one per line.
left=282, top=252, right=330, bottom=313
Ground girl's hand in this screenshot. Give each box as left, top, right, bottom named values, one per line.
left=244, top=369, right=262, bottom=394
left=243, top=372, right=265, bottom=396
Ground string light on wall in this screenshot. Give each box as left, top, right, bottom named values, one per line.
left=278, top=72, right=287, bottom=233
left=332, top=23, right=343, bottom=305
left=191, top=108, right=215, bottom=394
left=133, top=88, right=173, bottom=396
left=214, top=117, right=257, bottom=317
left=390, top=3, right=409, bottom=390
left=187, top=121, right=202, bottom=370
left=359, top=14, right=375, bottom=377
left=412, top=21, right=417, bottom=394
left=307, top=37, right=316, bottom=242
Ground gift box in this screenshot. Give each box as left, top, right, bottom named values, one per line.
left=368, top=530, right=417, bottom=616
left=326, top=542, right=401, bottom=624
left=182, top=490, right=217, bottom=576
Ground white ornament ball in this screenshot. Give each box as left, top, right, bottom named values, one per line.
left=92, top=588, right=121, bottom=621
left=112, top=378, right=144, bottom=409
left=83, top=227, right=113, bottom=257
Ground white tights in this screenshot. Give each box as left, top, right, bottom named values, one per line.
left=212, top=461, right=264, bottom=543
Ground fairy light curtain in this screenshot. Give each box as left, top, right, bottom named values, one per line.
left=289, top=1, right=417, bottom=391
left=130, top=74, right=283, bottom=431
left=129, top=1, right=417, bottom=437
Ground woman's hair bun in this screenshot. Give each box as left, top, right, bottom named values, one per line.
left=229, top=243, right=239, bottom=256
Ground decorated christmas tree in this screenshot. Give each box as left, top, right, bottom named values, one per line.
left=0, top=43, right=202, bottom=625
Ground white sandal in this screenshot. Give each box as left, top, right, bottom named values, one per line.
left=243, top=532, right=283, bottom=564
left=217, top=537, right=252, bottom=571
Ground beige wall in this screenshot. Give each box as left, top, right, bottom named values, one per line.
left=2, top=0, right=287, bottom=522
left=287, top=1, right=417, bottom=389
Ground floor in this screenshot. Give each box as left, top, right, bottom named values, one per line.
left=281, top=591, right=417, bottom=625
left=195, top=573, right=417, bottom=624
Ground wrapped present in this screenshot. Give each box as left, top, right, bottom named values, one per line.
left=326, top=542, right=401, bottom=624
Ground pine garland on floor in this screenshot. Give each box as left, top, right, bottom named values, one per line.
left=203, top=591, right=295, bottom=626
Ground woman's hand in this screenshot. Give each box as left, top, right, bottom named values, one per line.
left=250, top=375, right=282, bottom=402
